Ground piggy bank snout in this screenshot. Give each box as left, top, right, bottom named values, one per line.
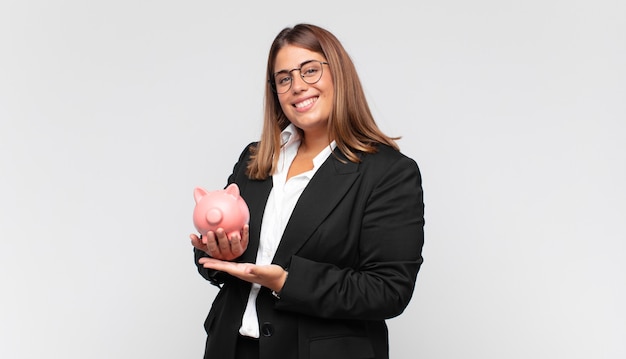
left=206, top=208, right=223, bottom=225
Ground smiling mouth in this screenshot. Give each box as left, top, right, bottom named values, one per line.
left=294, top=97, right=318, bottom=109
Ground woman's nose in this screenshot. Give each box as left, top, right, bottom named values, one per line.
left=290, top=73, right=308, bottom=92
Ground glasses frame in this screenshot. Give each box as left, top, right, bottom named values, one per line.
left=269, top=60, right=329, bottom=94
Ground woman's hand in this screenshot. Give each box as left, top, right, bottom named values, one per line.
left=197, top=257, right=288, bottom=293
left=190, top=225, right=249, bottom=261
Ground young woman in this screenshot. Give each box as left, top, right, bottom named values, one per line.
left=190, top=23, right=425, bottom=359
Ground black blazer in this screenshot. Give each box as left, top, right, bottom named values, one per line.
left=194, top=143, right=425, bottom=359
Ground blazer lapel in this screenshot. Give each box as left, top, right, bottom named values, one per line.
left=272, top=152, right=360, bottom=268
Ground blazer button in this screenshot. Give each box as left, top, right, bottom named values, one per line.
left=261, top=322, right=274, bottom=337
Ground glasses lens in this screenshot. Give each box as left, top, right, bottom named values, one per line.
left=301, top=61, right=323, bottom=84
left=273, top=72, right=291, bottom=93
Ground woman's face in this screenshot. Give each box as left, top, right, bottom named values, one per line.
left=273, top=45, right=334, bottom=137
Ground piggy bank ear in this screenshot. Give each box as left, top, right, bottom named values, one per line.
left=225, top=183, right=240, bottom=197
left=193, top=187, right=209, bottom=203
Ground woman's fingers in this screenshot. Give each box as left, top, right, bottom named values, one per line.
left=198, top=258, right=286, bottom=292
left=204, top=230, right=221, bottom=257
left=228, top=225, right=249, bottom=258
left=190, top=233, right=207, bottom=252
left=214, top=228, right=231, bottom=256
left=191, top=225, right=249, bottom=260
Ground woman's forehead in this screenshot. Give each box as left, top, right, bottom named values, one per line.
left=273, top=45, right=325, bottom=71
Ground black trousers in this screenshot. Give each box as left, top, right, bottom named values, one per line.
left=235, top=335, right=259, bottom=359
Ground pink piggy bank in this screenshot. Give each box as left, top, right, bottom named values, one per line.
left=192, top=183, right=250, bottom=238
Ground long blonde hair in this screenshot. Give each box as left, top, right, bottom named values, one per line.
left=247, top=23, right=399, bottom=180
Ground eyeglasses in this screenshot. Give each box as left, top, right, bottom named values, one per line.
left=270, top=60, right=329, bottom=94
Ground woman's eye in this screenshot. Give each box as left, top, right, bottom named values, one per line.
left=303, top=67, right=318, bottom=76
left=277, top=75, right=291, bottom=85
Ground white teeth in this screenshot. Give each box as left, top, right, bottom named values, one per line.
left=295, top=97, right=316, bottom=108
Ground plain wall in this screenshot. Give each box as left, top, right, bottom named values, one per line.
left=1, top=1, right=624, bottom=358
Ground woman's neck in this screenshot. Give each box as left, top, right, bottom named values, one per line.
left=299, top=131, right=332, bottom=156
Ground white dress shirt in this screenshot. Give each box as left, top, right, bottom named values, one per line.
left=239, top=124, right=335, bottom=338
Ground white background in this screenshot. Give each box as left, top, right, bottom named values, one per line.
left=1, top=1, right=624, bottom=358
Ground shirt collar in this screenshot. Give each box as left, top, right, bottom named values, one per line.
left=312, top=140, right=336, bottom=169
left=281, top=123, right=300, bottom=148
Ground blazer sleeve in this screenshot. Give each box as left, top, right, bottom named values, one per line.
left=275, top=152, right=425, bottom=320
